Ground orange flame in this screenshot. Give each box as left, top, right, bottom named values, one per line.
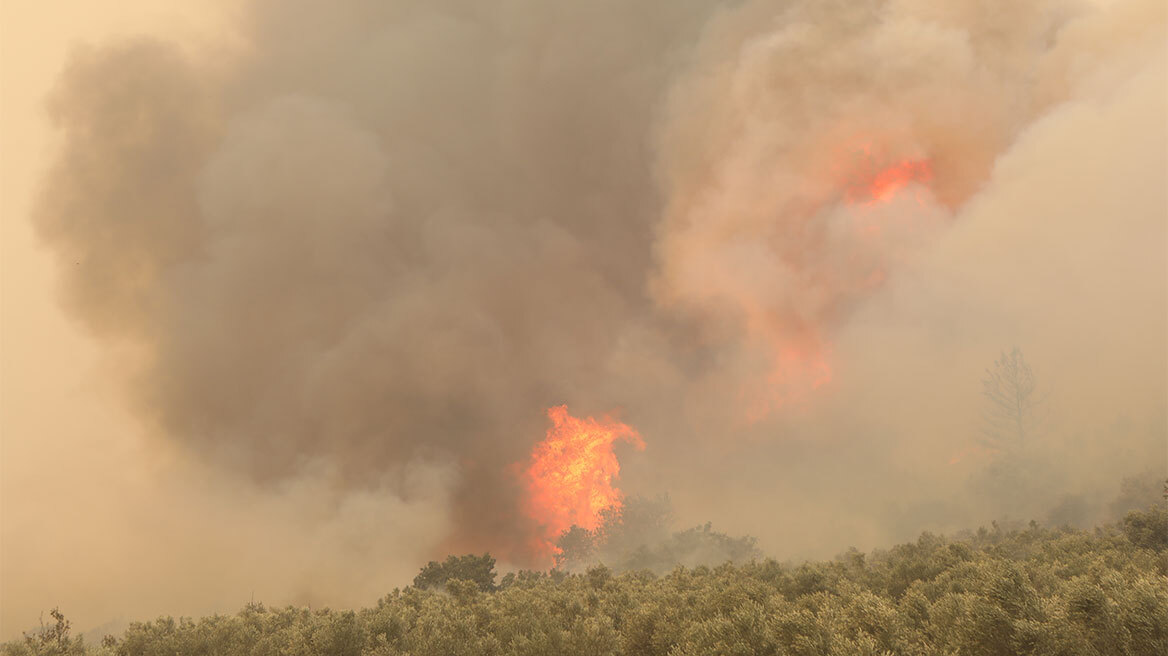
left=522, top=405, right=644, bottom=560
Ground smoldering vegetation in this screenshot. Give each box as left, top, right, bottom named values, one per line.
left=10, top=0, right=1167, bottom=638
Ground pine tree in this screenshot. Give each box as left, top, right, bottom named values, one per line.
left=980, top=347, right=1040, bottom=454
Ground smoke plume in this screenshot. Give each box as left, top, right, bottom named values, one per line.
left=16, top=0, right=1166, bottom=633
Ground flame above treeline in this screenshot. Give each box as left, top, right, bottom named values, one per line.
left=18, top=0, right=1164, bottom=614
left=513, top=145, right=938, bottom=555
left=521, top=406, right=644, bottom=561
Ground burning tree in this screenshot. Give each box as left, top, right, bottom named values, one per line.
left=979, top=347, right=1041, bottom=454
left=521, top=405, right=644, bottom=564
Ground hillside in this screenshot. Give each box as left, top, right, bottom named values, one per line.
left=6, top=504, right=1165, bottom=656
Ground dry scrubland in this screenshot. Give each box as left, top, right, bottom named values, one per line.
left=7, top=503, right=1166, bottom=656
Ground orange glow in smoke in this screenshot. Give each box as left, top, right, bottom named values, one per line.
left=855, top=160, right=933, bottom=204
left=741, top=141, right=935, bottom=420
left=523, top=405, right=644, bottom=559
left=843, top=146, right=933, bottom=206
left=743, top=342, right=834, bottom=423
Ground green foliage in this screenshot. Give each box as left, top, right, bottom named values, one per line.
left=554, top=526, right=597, bottom=570
left=1121, top=504, right=1168, bottom=551
left=2, top=609, right=89, bottom=656
left=1109, top=473, right=1165, bottom=519
left=8, top=509, right=1166, bottom=656
left=412, top=553, right=497, bottom=592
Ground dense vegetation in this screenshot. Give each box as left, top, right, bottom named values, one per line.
left=7, top=504, right=1165, bottom=656
left=552, top=496, right=760, bottom=574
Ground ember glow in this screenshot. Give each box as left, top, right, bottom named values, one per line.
left=523, top=406, right=645, bottom=559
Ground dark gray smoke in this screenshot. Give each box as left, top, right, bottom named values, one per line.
left=31, top=0, right=1165, bottom=583
left=36, top=0, right=724, bottom=559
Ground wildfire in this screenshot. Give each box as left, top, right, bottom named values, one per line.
left=522, top=405, right=644, bottom=559
left=741, top=337, right=835, bottom=422
left=741, top=141, right=935, bottom=419
left=841, top=145, right=933, bottom=206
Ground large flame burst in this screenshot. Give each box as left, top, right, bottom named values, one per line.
left=522, top=405, right=644, bottom=559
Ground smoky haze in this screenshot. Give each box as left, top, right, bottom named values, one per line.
left=8, top=0, right=1166, bottom=637
left=34, top=0, right=722, bottom=561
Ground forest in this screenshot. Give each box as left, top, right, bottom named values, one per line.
left=7, top=500, right=1165, bottom=656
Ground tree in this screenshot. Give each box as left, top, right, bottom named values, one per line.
left=980, top=347, right=1041, bottom=454
left=8, top=608, right=86, bottom=656
left=554, top=525, right=597, bottom=571
left=1108, top=472, right=1165, bottom=519
left=1121, top=504, right=1168, bottom=551
left=594, top=495, right=673, bottom=559
left=412, top=553, right=497, bottom=592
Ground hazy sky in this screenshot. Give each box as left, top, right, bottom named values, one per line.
left=1, top=1, right=239, bottom=638
left=2, top=0, right=1165, bottom=642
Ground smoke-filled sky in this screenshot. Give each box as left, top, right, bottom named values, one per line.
left=2, top=0, right=1165, bottom=639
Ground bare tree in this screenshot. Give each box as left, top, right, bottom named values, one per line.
left=980, top=347, right=1040, bottom=454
